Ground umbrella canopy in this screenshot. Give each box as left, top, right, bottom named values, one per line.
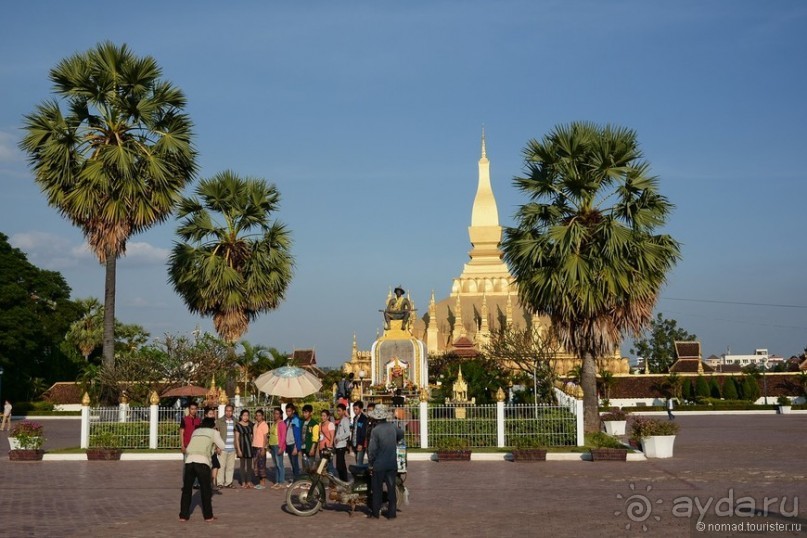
left=254, top=365, right=323, bottom=399
left=160, top=385, right=210, bottom=398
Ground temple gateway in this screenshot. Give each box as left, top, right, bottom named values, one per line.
left=343, top=132, right=627, bottom=388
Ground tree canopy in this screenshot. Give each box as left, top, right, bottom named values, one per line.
left=630, top=313, right=697, bottom=373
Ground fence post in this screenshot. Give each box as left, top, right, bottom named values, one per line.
left=80, top=392, right=90, bottom=449
left=496, top=388, right=506, bottom=448
left=118, top=394, right=129, bottom=423
left=419, top=390, right=429, bottom=449
left=576, top=399, right=584, bottom=446
left=149, top=391, right=159, bottom=450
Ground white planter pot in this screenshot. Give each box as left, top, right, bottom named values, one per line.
left=642, top=435, right=676, bottom=458
left=603, top=420, right=626, bottom=436
left=778, top=405, right=792, bottom=414
left=8, top=437, right=21, bottom=450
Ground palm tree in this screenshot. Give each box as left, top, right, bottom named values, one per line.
left=168, top=171, right=294, bottom=344
left=502, top=122, right=680, bottom=432
left=20, top=42, right=197, bottom=370
left=64, top=298, right=104, bottom=361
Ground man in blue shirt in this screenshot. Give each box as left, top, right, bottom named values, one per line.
left=284, top=403, right=303, bottom=479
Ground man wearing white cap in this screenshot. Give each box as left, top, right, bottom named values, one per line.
left=367, top=404, right=403, bottom=519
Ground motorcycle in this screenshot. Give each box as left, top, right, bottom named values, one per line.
left=285, top=447, right=409, bottom=517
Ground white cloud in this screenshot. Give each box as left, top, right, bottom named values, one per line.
left=0, top=131, right=20, bottom=163
left=122, top=241, right=170, bottom=265
left=10, top=232, right=168, bottom=270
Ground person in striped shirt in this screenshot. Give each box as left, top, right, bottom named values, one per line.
left=215, top=404, right=237, bottom=488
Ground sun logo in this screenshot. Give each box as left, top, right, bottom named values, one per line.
left=614, top=483, right=663, bottom=532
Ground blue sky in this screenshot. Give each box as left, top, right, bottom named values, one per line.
left=1, top=1, right=805, bottom=367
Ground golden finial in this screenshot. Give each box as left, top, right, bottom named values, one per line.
left=496, top=387, right=506, bottom=402
left=419, top=387, right=430, bottom=402
left=82, top=392, right=91, bottom=406
left=481, top=125, right=487, bottom=158
left=235, top=385, right=241, bottom=396
left=149, top=391, right=160, bottom=406
left=219, top=390, right=229, bottom=405
left=119, top=393, right=129, bottom=404
left=210, top=375, right=217, bottom=390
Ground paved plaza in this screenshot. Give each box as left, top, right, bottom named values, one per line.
left=1, top=415, right=805, bottom=537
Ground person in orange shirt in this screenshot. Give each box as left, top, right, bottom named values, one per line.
left=252, top=409, right=269, bottom=489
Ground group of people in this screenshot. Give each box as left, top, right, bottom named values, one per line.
left=178, top=398, right=403, bottom=522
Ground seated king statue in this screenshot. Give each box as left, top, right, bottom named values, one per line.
left=383, top=286, right=411, bottom=331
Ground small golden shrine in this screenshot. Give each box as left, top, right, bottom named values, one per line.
left=445, top=366, right=475, bottom=419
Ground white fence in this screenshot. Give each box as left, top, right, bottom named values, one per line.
left=81, top=398, right=584, bottom=449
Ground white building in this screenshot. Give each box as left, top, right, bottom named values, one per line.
left=718, top=349, right=784, bottom=369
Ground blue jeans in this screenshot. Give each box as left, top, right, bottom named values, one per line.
left=269, top=445, right=284, bottom=484
left=286, top=444, right=301, bottom=479
left=355, top=447, right=365, bottom=465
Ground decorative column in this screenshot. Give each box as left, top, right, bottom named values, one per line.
left=119, top=393, right=129, bottom=423
left=419, top=388, right=429, bottom=449
left=149, top=391, right=159, bottom=449
left=80, top=392, right=90, bottom=449
left=496, top=387, right=506, bottom=448
left=576, top=399, right=584, bottom=447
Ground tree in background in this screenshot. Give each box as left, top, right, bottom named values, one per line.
left=740, top=375, right=760, bottom=402
left=0, top=233, right=81, bottom=402
left=169, top=171, right=293, bottom=344
left=681, top=378, right=692, bottom=401
left=20, top=42, right=197, bottom=371
left=709, top=378, right=722, bottom=399
left=63, top=298, right=103, bottom=362
left=695, top=376, right=710, bottom=399
left=630, top=313, right=696, bottom=373
left=483, top=325, right=559, bottom=405
left=502, top=122, right=680, bottom=432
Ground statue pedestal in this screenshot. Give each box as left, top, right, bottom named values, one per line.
left=371, top=321, right=427, bottom=389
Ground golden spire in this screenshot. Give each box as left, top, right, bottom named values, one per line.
left=480, top=292, right=489, bottom=333
left=481, top=125, right=487, bottom=159
left=506, top=292, right=513, bottom=327
left=471, top=127, right=497, bottom=227
left=454, top=293, right=465, bottom=337
left=352, top=332, right=358, bottom=359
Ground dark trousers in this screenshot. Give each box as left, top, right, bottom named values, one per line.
left=239, top=457, right=253, bottom=485
left=286, top=444, right=301, bottom=479
left=335, top=447, right=349, bottom=481
left=180, top=463, right=213, bottom=520
left=371, top=468, right=397, bottom=518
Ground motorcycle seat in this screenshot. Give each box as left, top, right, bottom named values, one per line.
left=349, top=464, right=369, bottom=479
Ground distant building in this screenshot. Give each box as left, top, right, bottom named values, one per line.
left=714, top=349, right=784, bottom=370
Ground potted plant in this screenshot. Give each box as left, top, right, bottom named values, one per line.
left=511, top=437, right=547, bottom=462
left=588, top=432, right=628, bottom=461
left=777, top=395, right=792, bottom=414
left=630, top=416, right=679, bottom=458
left=435, top=437, right=471, bottom=461
left=8, top=420, right=45, bottom=461
left=87, top=430, right=123, bottom=460
left=600, top=408, right=628, bottom=436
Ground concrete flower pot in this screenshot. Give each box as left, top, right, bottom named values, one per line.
left=603, top=420, right=627, bottom=436
left=642, top=435, right=676, bottom=458
left=778, top=405, right=792, bottom=415
left=9, top=449, right=45, bottom=461
left=436, top=450, right=471, bottom=461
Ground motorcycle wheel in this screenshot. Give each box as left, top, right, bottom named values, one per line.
left=286, top=479, right=325, bottom=517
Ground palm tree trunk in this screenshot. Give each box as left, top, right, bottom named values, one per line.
left=581, top=351, right=599, bottom=433
left=102, top=255, right=116, bottom=370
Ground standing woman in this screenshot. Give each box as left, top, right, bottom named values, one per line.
left=269, top=407, right=287, bottom=489
left=234, top=409, right=254, bottom=488
left=319, top=409, right=336, bottom=473
left=204, top=407, right=221, bottom=492
left=252, top=409, right=269, bottom=489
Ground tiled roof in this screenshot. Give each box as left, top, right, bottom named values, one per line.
left=42, top=382, right=83, bottom=404
left=293, top=349, right=317, bottom=366
left=450, top=336, right=479, bottom=358
left=669, top=358, right=715, bottom=373
left=675, top=341, right=701, bottom=359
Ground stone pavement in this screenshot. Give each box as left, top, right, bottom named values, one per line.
left=1, top=415, right=806, bottom=537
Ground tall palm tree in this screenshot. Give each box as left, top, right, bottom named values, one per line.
left=64, top=297, right=104, bottom=361
left=168, top=171, right=294, bottom=344
left=502, top=122, right=680, bottom=432
left=20, top=42, right=197, bottom=370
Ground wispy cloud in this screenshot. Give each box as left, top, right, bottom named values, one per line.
left=10, top=232, right=169, bottom=270
left=0, top=131, right=20, bottom=163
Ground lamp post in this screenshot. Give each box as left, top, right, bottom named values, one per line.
left=762, top=356, right=769, bottom=405
left=358, top=370, right=366, bottom=401
left=0, top=366, right=4, bottom=405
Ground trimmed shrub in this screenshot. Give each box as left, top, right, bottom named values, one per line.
left=681, top=379, right=692, bottom=401
left=722, top=377, right=738, bottom=399
left=709, top=378, right=721, bottom=399
left=695, top=376, right=710, bottom=398
left=741, top=376, right=760, bottom=401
